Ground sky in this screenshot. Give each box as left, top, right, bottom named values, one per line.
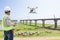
left=0, top=0, right=60, bottom=21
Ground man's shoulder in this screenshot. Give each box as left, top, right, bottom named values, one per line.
left=2, top=15, right=8, bottom=20
left=4, top=14, right=9, bottom=17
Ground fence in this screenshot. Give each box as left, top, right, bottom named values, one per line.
left=20, top=18, right=60, bottom=29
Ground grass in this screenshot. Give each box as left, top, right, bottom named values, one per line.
left=14, top=23, right=60, bottom=37
left=0, top=30, right=4, bottom=38
left=0, top=22, right=60, bottom=38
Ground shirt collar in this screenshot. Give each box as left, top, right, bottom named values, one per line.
left=5, top=14, right=9, bottom=17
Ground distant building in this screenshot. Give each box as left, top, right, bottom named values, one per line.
left=11, top=20, right=17, bottom=23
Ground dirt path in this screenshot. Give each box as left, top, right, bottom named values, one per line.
left=14, top=37, right=60, bottom=40
left=0, top=36, right=60, bottom=40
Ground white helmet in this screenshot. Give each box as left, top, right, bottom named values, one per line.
left=4, top=6, right=11, bottom=12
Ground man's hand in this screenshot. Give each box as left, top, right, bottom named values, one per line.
left=13, top=22, right=16, bottom=27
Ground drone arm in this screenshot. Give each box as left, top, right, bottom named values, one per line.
left=34, top=7, right=38, bottom=9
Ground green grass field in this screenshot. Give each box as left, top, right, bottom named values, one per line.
left=14, top=22, right=60, bottom=37
left=0, top=30, right=4, bottom=38
left=0, top=22, right=60, bottom=38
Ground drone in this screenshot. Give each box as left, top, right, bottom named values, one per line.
left=27, top=7, right=38, bottom=13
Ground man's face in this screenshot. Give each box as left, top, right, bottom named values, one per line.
left=5, top=11, right=10, bottom=15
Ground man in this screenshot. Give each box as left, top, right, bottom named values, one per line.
left=2, top=6, right=16, bottom=40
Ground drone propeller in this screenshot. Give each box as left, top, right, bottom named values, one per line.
left=27, top=7, right=31, bottom=9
